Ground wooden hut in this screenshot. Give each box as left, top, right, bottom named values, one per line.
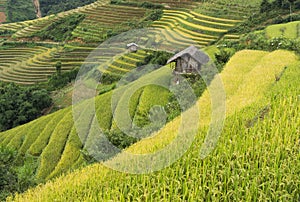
left=126, top=43, right=138, bottom=52
left=167, top=45, right=209, bottom=74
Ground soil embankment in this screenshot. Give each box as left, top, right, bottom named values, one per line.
left=0, top=12, right=6, bottom=23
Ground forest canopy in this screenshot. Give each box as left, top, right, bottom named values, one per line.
left=0, top=82, right=52, bottom=131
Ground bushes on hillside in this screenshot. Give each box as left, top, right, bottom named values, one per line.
left=0, top=82, right=52, bottom=131
left=229, top=0, right=300, bottom=35
left=47, top=67, right=79, bottom=90
left=32, top=14, right=85, bottom=42
left=144, top=9, right=163, bottom=22
left=40, top=0, right=96, bottom=16
left=137, top=50, right=172, bottom=67
left=5, top=0, right=36, bottom=22
left=231, top=31, right=300, bottom=54
left=260, top=0, right=300, bottom=13
left=5, top=0, right=94, bottom=22
left=110, top=0, right=164, bottom=9
left=0, top=146, right=37, bottom=201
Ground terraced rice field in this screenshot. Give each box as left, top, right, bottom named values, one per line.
left=102, top=50, right=149, bottom=75
left=149, top=0, right=262, bottom=49
left=0, top=66, right=172, bottom=181
left=0, top=0, right=261, bottom=85
left=150, top=9, right=241, bottom=49
left=72, top=5, right=147, bottom=42
left=7, top=49, right=299, bottom=201
left=0, top=45, right=122, bottom=84
left=0, top=0, right=109, bottom=36
left=0, top=46, right=51, bottom=84
left=1, top=1, right=146, bottom=43
left=133, top=0, right=197, bottom=9
left=195, top=0, right=260, bottom=19
left=0, top=41, right=153, bottom=84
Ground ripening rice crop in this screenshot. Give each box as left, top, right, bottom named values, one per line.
left=8, top=49, right=299, bottom=201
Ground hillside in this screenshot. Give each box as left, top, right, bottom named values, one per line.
left=0, top=65, right=174, bottom=182
left=0, top=0, right=261, bottom=85
left=7, top=49, right=300, bottom=201
left=1, top=0, right=300, bottom=200
left=5, top=0, right=96, bottom=22
left=266, top=20, right=300, bottom=39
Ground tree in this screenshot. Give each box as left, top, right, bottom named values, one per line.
left=0, top=82, right=52, bottom=131
left=287, top=0, right=296, bottom=21
left=55, top=61, right=62, bottom=75
left=275, top=0, right=284, bottom=8
left=0, top=146, right=37, bottom=200
left=260, top=0, right=272, bottom=13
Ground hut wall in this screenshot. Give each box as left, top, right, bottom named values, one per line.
left=174, top=56, right=201, bottom=73
left=129, top=46, right=138, bottom=52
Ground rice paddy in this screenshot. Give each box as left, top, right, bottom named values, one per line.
left=7, top=49, right=299, bottom=201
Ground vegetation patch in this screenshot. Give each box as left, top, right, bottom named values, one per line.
left=0, top=145, right=37, bottom=201
left=110, top=0, right=164, bottom=9
left=40, top=0, right=96, bottom=16
left=5, top=0, right=95, bottom=22
left=32, top=13, right=85, bottom=42
left=0, top=82, right=52, bottom=131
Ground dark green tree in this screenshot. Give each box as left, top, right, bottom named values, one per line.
left=260, top=0, right=272, bottom=12
left=55, top=61, right=62, bottom=75
left=0, top=82, right=52, bottom=131
left=287, top=0, right=296, bottom=21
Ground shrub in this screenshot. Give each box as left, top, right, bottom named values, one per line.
left=33, top=14, right=85, bottom=42
left=110, top=0, right=163, bottom=9
left=47, top=68, right=79, bottom=91
left=0, top=146, right=37, bottom=201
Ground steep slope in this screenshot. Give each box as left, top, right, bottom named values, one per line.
left=5, top=0, right=96, bottom=22
left=0, top=0, right=263, bottom=86
left=7, top=49, right=299, bottom=201
left=266, top=20, right=300, bottom=39
left=0, top=45, right=147, bottom=85
left=149, top=0, right=261, bottom=50
left=0, top=65, right=172, bottom=181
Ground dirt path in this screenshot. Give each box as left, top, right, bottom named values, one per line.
left=0, top=12, right=6, bottom=23
left=32, top=0, right=41, bottom=18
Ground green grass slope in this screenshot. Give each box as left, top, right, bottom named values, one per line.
left=266, top=21, right=300, bottom=39
left=8, top=49, right=299, bottom=201
left=0, top=65, right=173, bottom=182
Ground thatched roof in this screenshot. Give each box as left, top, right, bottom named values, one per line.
left=167, top=45, right=209, bottom=64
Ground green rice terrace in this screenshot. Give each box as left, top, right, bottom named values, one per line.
left=0, top=0, right=261, bottom=84
left=0, top=0, right=299, bottom=201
